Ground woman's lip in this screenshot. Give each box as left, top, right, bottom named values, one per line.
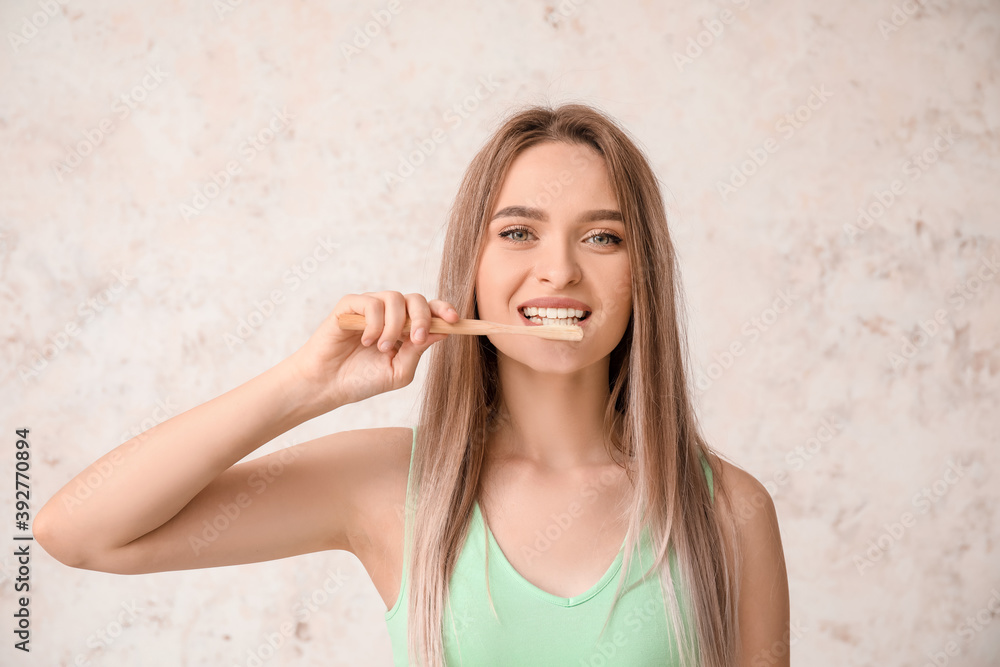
left=518, top=308, right=590, bottom=328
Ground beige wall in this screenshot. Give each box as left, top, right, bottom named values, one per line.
left=2, top=0, right=998, bottom=665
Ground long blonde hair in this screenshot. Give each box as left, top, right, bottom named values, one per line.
left=405, top=103, right=743, bottom=666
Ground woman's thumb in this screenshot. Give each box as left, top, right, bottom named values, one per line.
left=392, top=333, right=445, bottom=380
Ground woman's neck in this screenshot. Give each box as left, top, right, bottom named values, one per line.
left=489, top=354, right=621, bottom=470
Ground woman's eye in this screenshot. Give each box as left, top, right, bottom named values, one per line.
left=588, top=231, right=624, bottom=246
left=497, top=226, right=623, bottom=246
left=498, top=226, right=533, bottom=243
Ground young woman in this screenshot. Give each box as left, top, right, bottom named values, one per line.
left=37, top=104, right=789, bottom=666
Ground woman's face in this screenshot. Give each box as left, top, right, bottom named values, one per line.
left=475, top=140, right=632, bottom=373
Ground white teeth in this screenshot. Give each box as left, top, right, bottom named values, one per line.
left=523, top=306, right=586, bottom=319
left=527, top=316, right=581, bottom=326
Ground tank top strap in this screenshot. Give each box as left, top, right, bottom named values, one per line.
left=699, top=452, right=715, bottom=504
left=385, top=426, right=418, bottom=623
left=401, top=424, right=418, bottom=564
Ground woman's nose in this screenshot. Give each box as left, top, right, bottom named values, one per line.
left=535, top=240, right=582, bottom=287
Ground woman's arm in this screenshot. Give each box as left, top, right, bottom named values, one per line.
left=721, top=462, right=792, bottom=667
left=34, top=291, right=459, bottom=574
left=33, top=357, right=332, bottom=570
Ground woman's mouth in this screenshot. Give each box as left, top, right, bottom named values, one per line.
left=518, top=306, right=591, bottom=327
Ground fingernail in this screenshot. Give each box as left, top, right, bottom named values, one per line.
left=414, top=327, right=426, bottom=342
left=379, top=340, right=391, bottom=352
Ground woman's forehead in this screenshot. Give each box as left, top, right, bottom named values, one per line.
left=493, top=144, right=616, bottom=211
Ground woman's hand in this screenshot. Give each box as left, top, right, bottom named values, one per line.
left=287, top=291, right=460, bottom=412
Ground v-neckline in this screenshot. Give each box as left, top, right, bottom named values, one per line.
left=471, top=500, right=628, bottom=607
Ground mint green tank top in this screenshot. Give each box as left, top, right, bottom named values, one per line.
left=385, top=427, right=715, bottom=666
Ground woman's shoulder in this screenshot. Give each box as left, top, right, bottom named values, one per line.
left=706, top=453, right=774, bottom=510
left=339, top=426, right=414, bottom=546
left=703, top=453, right=790, bottom=656
left=372, top=425, right=418, bottom=507
left=310, top=425, right=414, bottom=549
left=337, top=426, right=414, bottom=609
left=704, top=452, right=785, bottom=565
left=352, top=426, right=414, bottom=507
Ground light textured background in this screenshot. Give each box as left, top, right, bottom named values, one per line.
left=2, top=0, right=998, bottom=665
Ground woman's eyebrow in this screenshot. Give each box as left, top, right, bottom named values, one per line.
left=490, top=205, right=623, bottom=223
